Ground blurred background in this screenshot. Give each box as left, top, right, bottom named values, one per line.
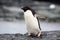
left=0, top=0, right=60, bottom=34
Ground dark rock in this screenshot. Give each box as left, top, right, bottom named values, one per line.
left=0, top=31, right=60, bottom=40
left=15, top=33, right=23, bottom=37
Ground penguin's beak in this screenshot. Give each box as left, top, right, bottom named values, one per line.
left=21, top=8, right=23, bottom=10
left=21, top=7, right=24, bottom=12
left=21, top=7, right=24, bottom=11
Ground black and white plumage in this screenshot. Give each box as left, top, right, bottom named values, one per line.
left=22, top=6, right=41, bottom=37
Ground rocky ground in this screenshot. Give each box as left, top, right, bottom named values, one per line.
left=0, top=31, right=60, bottom=40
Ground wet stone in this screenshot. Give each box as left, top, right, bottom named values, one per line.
left=0, top=31, right=60, bottom=40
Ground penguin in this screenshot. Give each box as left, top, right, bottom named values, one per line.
left=21, top=6, right=41, bottom=37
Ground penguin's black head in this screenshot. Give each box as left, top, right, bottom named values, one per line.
left=21, top=6, right=36, bottom=15
left=22, top=6, right=31, bottom=12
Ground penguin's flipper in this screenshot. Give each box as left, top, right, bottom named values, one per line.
left=37, top=17, right=41, bottom=30
left=34, top=14, right=41, bottom=30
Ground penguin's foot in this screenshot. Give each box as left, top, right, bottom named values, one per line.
left=27, top=33, right=31, bottom=36
left=37, top=32, right=41, bottom=37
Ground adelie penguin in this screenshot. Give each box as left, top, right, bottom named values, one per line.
left=21, top=6, right=41, bottom=37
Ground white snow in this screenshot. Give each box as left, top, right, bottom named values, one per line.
left=0, top=20, right=60, bottom=34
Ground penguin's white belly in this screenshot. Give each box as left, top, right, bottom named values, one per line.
left=24, top=12, right=40, bottom=34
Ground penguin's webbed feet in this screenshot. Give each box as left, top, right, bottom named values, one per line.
left=27, top=33, right=31, bottom=37
left=27, top=32, right=42, bottom=37
left=37, top=32, right=41, bottom=37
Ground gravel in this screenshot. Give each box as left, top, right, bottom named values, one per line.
left=0, top=31, right=60, bottom=40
